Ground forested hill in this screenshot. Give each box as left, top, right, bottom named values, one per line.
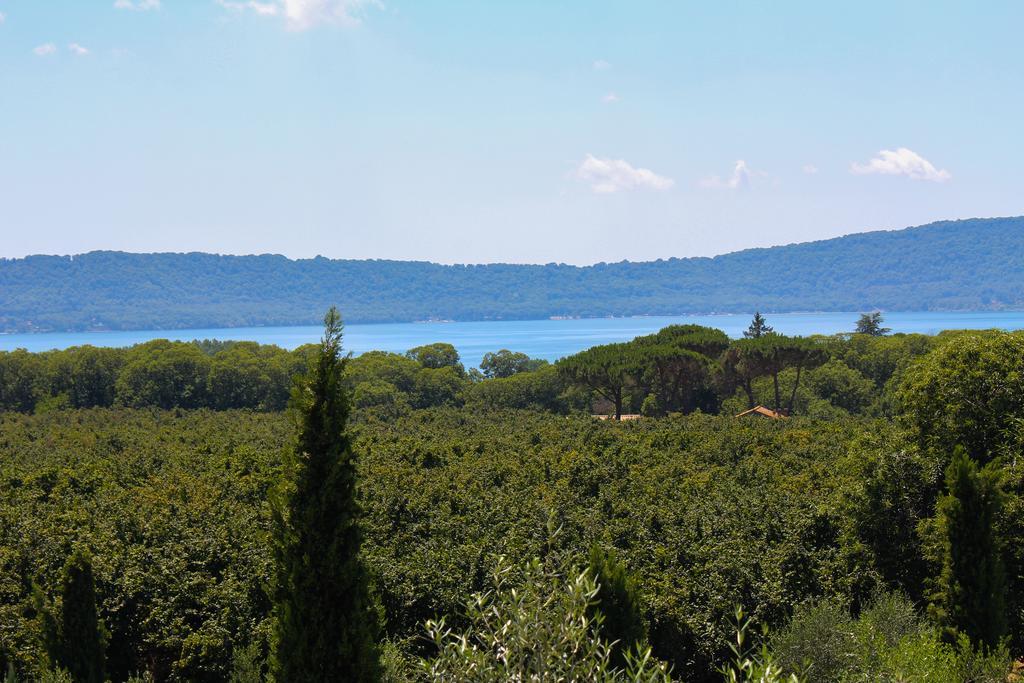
left=2, top=216, right=1023, bottom=332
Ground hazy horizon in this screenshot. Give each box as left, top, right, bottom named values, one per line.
left=4, top=214, right=1015, bottom=267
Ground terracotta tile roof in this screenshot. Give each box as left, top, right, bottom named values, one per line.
left=734, top=405, right=788, bottom=419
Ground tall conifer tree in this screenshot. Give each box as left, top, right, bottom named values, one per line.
left=929, top=447, right=1007, bottom=649
left=272, top=307, right=380, bottom=681
left=587, top=544, right=647, bottom=669
left=45, top=549, right=106, bottom=683
left=743, top=312, right=773, bottom=338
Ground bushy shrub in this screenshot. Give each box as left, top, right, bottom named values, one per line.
left=721, top=607, right=798, bottom=683
left=769, top=593, right=1011, bottom=682
left=421, top=553, right=671, bottom=682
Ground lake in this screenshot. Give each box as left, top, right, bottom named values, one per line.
left=3, top=311, right=1024, bottom=369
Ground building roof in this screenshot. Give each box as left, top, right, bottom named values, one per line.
left=734, top=405, right=788, bottom=419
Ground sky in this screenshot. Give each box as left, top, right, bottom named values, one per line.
left=2, top=1, right=1023, bottom=265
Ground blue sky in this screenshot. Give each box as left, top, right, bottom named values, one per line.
left=2, top=1, right=1023, bottom=265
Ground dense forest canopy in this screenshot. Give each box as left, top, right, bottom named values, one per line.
left=2, top=320, right=1024, bottom=681
left=2, top=216, right=1024, bottom=332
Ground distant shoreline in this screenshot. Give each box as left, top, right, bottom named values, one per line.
left=4, top=307, right=1023, bottom=337
left=5, top=311, right=1024, bottom=367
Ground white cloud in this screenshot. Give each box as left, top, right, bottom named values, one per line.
left=700, top=160, right=756, bottom=190
left=68, top=43, right=90, bottom=56
left=217, top=0, right=280, bottom=16
left=0, top=11, right=6, bottom=23
left=114, top=0, right=161, bottom=9
left=802, top=164, right=819, bottom=175
left=575, top=154, right=674, bottom=194
left=216, top=0, right=378, bottom=29
left=851, top=147, right=951, bottom=182
left=601, top=92, right=620, bottom=104
left=33, top=43, right=57, bottom=56
left=593, top=59, right=610, bottom=70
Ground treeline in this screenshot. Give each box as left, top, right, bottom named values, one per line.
left=555, top=314, right=940, bottom=419
left=0, top=317, right=962, bottom=420
left=4, top=216, right=1024, bottom=332
left=0, top=339, right=484, bottom=414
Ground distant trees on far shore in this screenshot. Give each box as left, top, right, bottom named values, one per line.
left=4, top=310, right=1016, bottom=427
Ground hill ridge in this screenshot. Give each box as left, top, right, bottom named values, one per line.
left=2, top=216, right=1022, bottom=332
left=6, top=216, right=1012, bottom=268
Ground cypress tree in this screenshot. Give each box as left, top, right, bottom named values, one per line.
left=929, top=447, right=1007, bottom=649
left=51, top=548, right=106, bottom=683
left=587, top=544, right=647, bottom=668
left=272, top=307, right=380, bottom=681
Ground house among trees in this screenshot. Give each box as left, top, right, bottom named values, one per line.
left=734, top=405, right=787, bottom=419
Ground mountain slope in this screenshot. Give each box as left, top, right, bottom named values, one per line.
left=2, top=216, right=1023, bottom=332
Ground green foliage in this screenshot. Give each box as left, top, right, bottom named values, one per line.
left=378, top=640, right=415, bottom=683
left=998, top=463, right=1024, bottom=653
left=206, top=342, right=294, bottom=411
left=406, top=343, right=464, bottom=374
left=411, top=366, right=464, bottom=409
left=0, top=407, right=915, bottom=680
left=587, top=545, right=648, bottom=669
left=0, top=324, right=956, bottom=422
left=637, top=325, right=731, bottom=358
left=115, top=340, right=212, bottom=409
left=5, top=217, right=1024, bottom=332
left=0, top=350, right=43, bottom=413
left=356, top=410, right=895, bottom=675
left=558, top=342, right=643, bottom=418
left=767, top=600, right=853, bottom=682
left=227, top=640, right=265, bottom=683
left=352, top=379, right=411, bottom=419
left=927, top=448, right=1007, bottom=649
left=0, top=408, right=283, bottom=680
left=720, top=607, right=797, bottom=683
left=4, top=320, right=1024, bottom=680
left=421, top=553, right=671, bottom=682
left=828, top=332, right=936, bottom=390
left=898, top=331, right=1024, bottom=462
left=559, top=325, right=728, bottom=417
left=804, top=360, right=875, bottom=415
left=743, top=313, right=773, bottom=339
left=45, top=346, right=124, bottom=409
left=640, top=394, right=660, bottom=418
left=721, top=368, right=843, bottom=419
left=770, top=593, right=1010, bottom=682
left=463, top=364, right=570, bottom=413
left=271, top=307, right=380, bottom=681
left=346, top=351, right=420, bottom=397
left=846, top=449, right=938, bottom=602
left=854, top=311, right=890, bottom=336
left=636, top=346, right=716, bottom=415
left=478, top=349, right=541, bottom=379
left=51, top=549, right=106, bottom=683
left=0, top=338, right=475, bottom=415
left=722, top=336, right=826, bottom=413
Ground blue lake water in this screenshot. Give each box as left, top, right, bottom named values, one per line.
left=3, top=311, right=1024, bottom=369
